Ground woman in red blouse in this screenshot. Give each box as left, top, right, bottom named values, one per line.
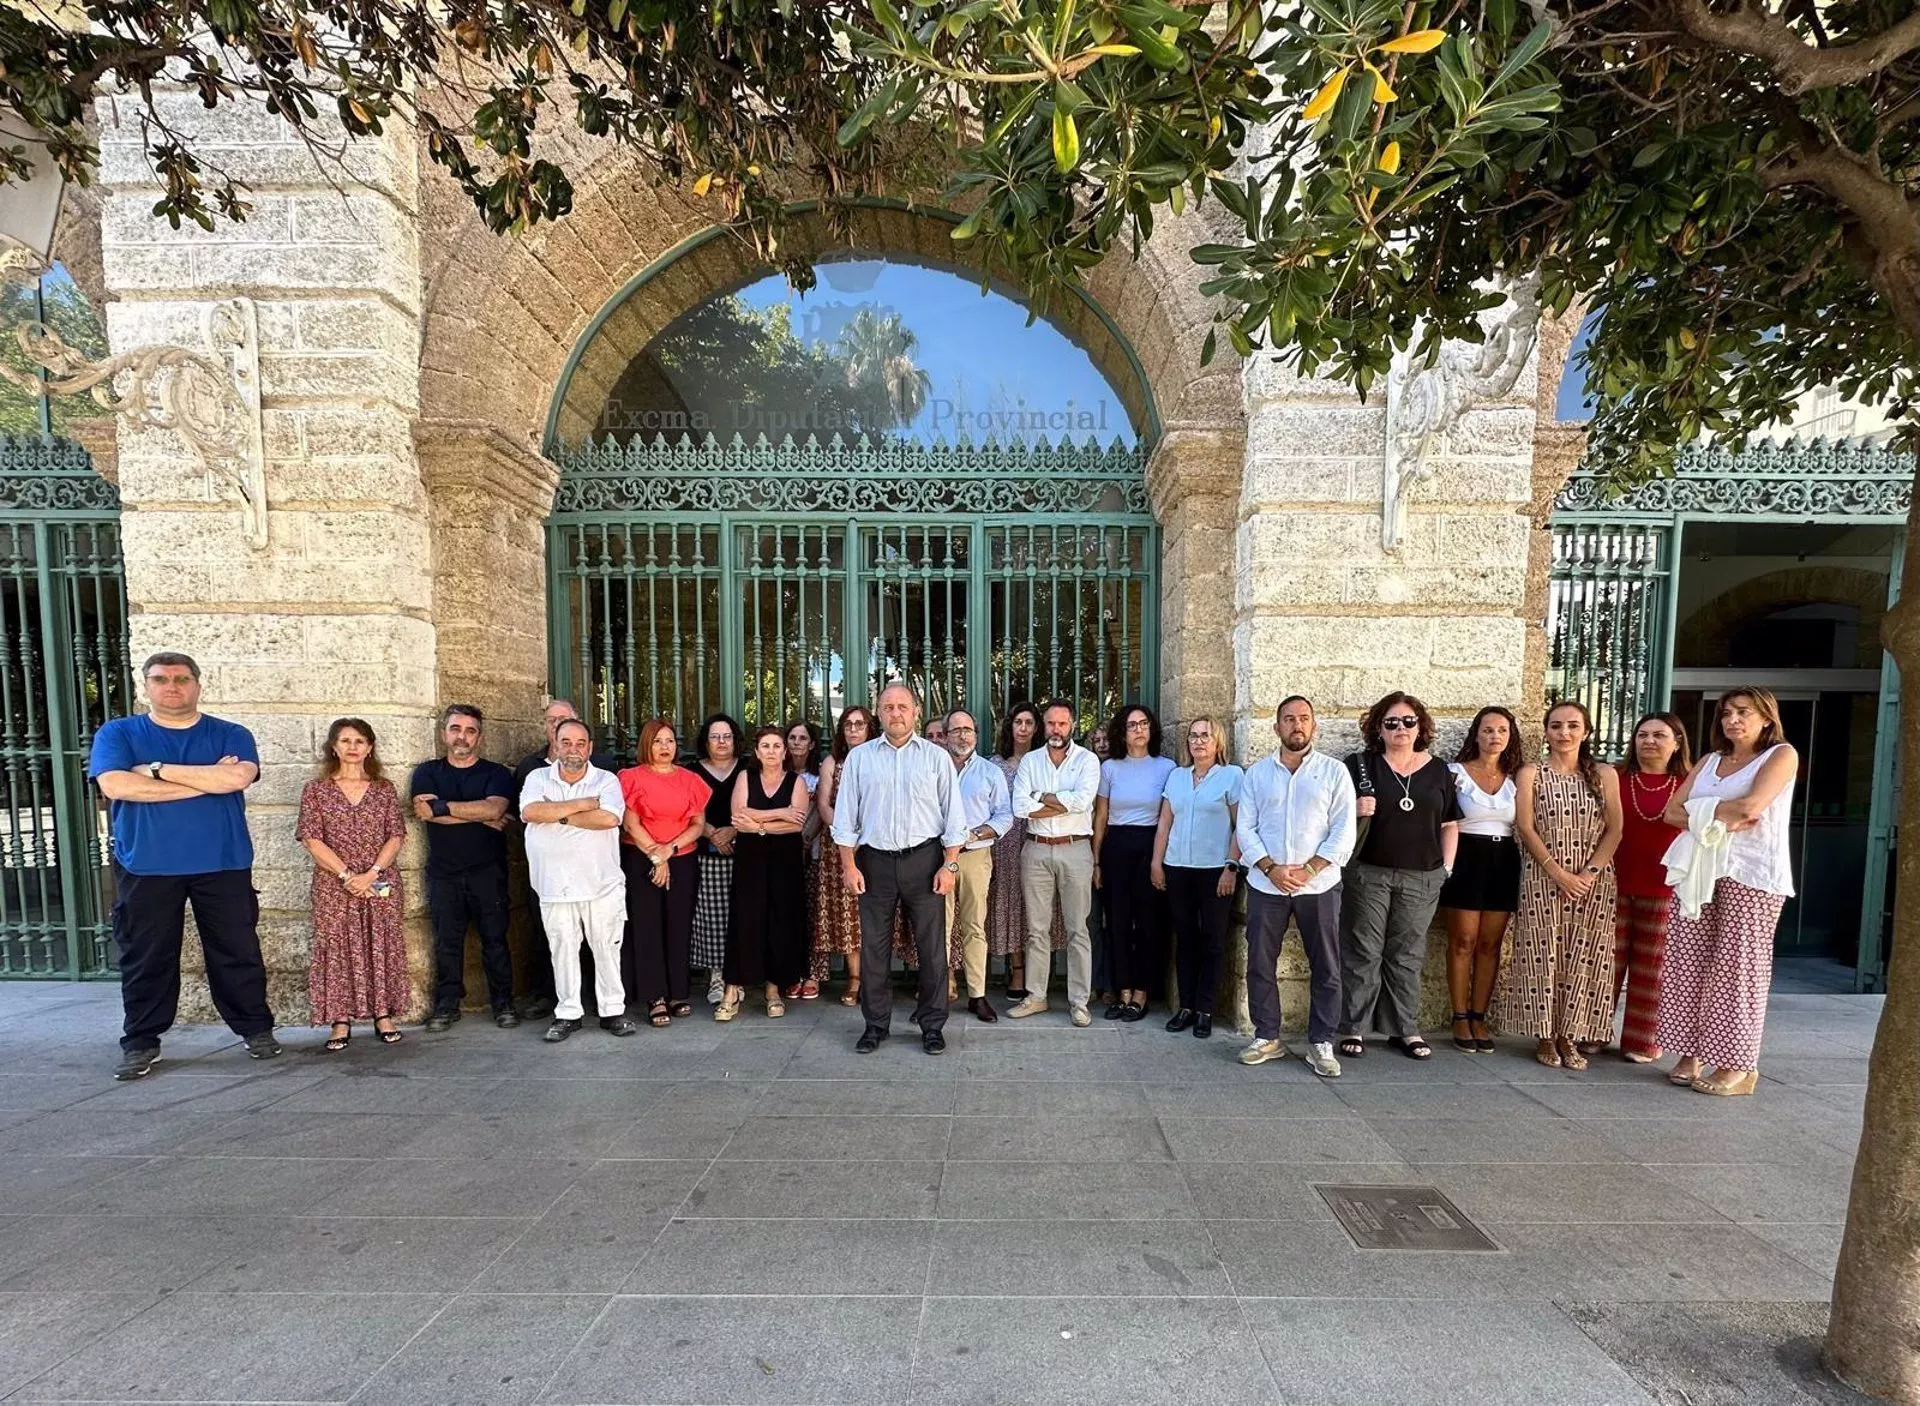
left=619, top=718, right=712, bottom=1026
left=1608, top=712, right=1690, bottom=1061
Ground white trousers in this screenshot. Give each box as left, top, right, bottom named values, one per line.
left=541, top=890, right=627, bottom=1020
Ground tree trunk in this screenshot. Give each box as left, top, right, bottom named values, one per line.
left=1825, top=472, right=1920, bottom=1402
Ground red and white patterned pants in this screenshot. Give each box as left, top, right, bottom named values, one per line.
left=1654, top=878, right=1788, bottom=1070
left=1613, top=893, right=1671, bottom=1059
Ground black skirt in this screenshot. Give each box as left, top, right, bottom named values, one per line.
left=1439, top=832, right=1521, bottom=913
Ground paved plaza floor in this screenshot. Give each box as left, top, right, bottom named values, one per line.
left=0, top=976, right=1882, bottom=1405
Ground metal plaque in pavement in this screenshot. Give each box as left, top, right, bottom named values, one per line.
left=1315, top=1184, right=1503, bottom=1252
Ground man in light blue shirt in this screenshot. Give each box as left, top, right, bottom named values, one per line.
left=831, top=683, right=969, bottom=1054
left=1234, top=696, right=1357, bottom=1077
left=945, top=709, right=1013, bottom=1023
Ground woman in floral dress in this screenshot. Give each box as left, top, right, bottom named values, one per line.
left=299, top=718, right=408, bottom=1050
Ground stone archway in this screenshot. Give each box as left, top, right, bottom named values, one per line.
left=1675, top=566, right=1891, bottom=669
left=413, top=147, right=1245, bottom=754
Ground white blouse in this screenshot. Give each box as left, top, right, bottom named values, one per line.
left=1447, top=762, right=1516, bottom=839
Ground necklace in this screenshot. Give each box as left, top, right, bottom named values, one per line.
left=1387, top=761, right=1418, bottom=813
left=1628, top=771, right=1675, bottom=823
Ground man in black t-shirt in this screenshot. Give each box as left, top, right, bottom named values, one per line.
left=511, top=699, right=621, bottom=1018
left=411, top=703, right=519, bottom=1031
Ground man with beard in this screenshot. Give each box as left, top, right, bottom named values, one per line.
left=1234, top=696, right=1357, bottom=1077
left=945, top=708, right=1013, bottom=1023
left=1008, top=700, right=1102, bottom=1026
left=412, top=704, right=519, bottom=1032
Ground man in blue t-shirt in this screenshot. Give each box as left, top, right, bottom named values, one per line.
left=87, top=652, right=280, bottom=1081
left=410, top=703, right=519, bottom=1031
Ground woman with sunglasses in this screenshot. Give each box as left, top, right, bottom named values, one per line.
left=1337, top=692, right=1462, bottom=1060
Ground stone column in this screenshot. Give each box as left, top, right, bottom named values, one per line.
left=1232, top=335, right=1540, bottom=1033
left=97, top=97, right=435, bottom=1023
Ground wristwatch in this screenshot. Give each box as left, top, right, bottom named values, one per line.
left=944, top=861, right=960, bottom=874
left=147, top=761, right=164, bottom=780
left=1226, top=861, right=1247, bottom=876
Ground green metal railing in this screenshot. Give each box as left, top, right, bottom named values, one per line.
left=547, top=434, right=1156, bottom=754
left=1544, top=523, right=1673, bottom=757
left=0, top=434, right=131, bottom=980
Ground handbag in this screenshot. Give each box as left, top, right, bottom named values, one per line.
left=1350, top=750, right=1376, bottom=854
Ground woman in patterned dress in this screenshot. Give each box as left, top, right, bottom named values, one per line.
left=686, top=712, right=744, bottom=1005
left=299, top=718, right=408, bottom=1050
left=812, top=706, right=892, bottom=1005
left=1497, top=701, right=1624, bottom=1070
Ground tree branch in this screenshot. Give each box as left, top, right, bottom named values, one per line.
left=1671, top=0, right=1920, bottom=94
left=1763, top=141, right=1920, bottom=342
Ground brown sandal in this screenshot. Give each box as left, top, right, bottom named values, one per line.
left=1556, top=1038, right=1588, bottom=1071
left=1534, top=1039, right=1562, bottom=1068
left=840, top=980, right=862, bottom=1008
left=647, top=999, right=671, bottom=1027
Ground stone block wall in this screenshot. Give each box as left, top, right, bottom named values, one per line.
left=96, top=97, right=439, bottom=1024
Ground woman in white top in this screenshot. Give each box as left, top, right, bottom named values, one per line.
left=1150, top=715, right=1243, bottom=1038
left=1093, top=704, right=1177, bottom=1020
left=1439, top=706, right=1525, bottom=1054
left=1656, top=686, right=1800, bottom=1096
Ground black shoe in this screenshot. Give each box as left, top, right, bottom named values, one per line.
left=113, top=1046, right=160, bottom=1081
left=1104, top=1001, right=1128, bottom=1020
left=542, top=1018, right=582, bottom=1043
left=1193, top=1013, right=1213, bottom=1039
left=923, top=1029, right=946, bottom=1055
left=1166, top=1008, right=1196, bottom=1032
left=243, top=1032, right=282, bottom=1060
left=425, top=1010, right=460, bottom=1033
left=520, top=995, right=556, bottom=1020
left=601, top=1015, right=639, bottom=1036
left=967, top=997, right=999, bottom=1024
left=1120, top=1002, right=1147, bottom=1022
left=1006, top=988, right=1029, bottom=1002
left=855, top=1026, right=889, bottom=1054
left=495, top=1008, right=522, bottom=1030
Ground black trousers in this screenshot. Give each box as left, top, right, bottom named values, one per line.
left=1167, top=864, right=1234, bottom=1014
left=1247, top=885, right=1344, bottom=1044
left=113, top=866, right=273, bottom=1054
left=1101, top=825, right=1168, bottom=998
left=429, top=865, right=514, bottom=1014
left=622, top=846, right=697, bottom=1005
left=855, top=838, right=948, bottom=1034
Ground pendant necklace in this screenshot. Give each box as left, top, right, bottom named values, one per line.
left=1388, top=762, right=1417, bottom=813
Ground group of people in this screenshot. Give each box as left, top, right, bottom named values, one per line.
left=88, top=651, right=1799, bottom=1097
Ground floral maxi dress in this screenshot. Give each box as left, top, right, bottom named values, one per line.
left=298, top=778, right=409, bottom=1024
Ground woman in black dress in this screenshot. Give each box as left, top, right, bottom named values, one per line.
left=687, top=713, right=743, bottom=1005
left=720, top=725, right=810, bottom=1021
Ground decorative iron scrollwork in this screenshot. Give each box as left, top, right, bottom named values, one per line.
left=0, top=432, right=119, bottom=510
left=550, top=433, right=1149, bottom=517
left=1555, top=438, right=1914, bottom=519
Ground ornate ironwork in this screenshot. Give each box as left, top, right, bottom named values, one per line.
left=1554, top=437, right=1914, bottom=520
left=0, top=433, right=119, bottom=512
left=0, top=299, right=269, bottom=547
left=551, top=433, right=1150, bottom=517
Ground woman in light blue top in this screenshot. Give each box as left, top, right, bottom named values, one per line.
left=1094, top=704, right=1177, bottom=1020
left=1151, top=715, right=1243, bottom=1037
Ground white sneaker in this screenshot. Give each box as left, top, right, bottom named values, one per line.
left=1070, top=1006, right=1092, bottom=1028
left=705, top=971, right=726, bottom=1005
left=1238, top=1038, right=1288, bottom=1066
left=1305, top=1041, right=1343, bottom=1078
left=1007, top=997, right=1049, bottom=1019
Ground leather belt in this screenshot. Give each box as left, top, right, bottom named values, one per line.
left=1026, top=834, right=1088, bottom=846
left=861, top=837, right=940, bottom=858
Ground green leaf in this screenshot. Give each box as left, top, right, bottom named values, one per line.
left=1052, top=106, right=1081, bottom=171
left=1490, top=18, right=1554, bottom=93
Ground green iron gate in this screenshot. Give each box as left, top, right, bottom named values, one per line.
left=1550, top=436, right=1912, bottom=989
left=547, top=435, right=1157, bottom=756
left=0, top=434, right=134, bottom=979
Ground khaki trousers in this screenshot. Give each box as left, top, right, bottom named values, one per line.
left=1020, top=837, right=1094, bottom=1009
left=944, top=847, right=993, bottom=998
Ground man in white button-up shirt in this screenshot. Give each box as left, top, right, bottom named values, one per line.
left=944, top=709, right=1012, bottom=1024
left=1008, top=700, right=1102, bottom=1025
left=830, top=683, right=969, bottom=1054
left=1234, top=696, right=1357, bottom=1076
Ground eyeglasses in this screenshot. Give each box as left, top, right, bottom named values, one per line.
left=1187, top=730, right=1212, bottom=740
left=949, top=726, right=976, bottom=735
left=1126, top=719, right=1151, bottom=729
left=1380, top=717, right=1419, bottom=730
left=146, top=674, right=195, bottom=686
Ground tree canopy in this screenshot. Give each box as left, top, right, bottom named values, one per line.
left=3, top=0, right=1916, bottom=474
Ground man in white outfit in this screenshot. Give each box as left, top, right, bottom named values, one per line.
left=1008, top=699, right=1101, bottom=1026
left=520, top=719, right=637, bottom=1041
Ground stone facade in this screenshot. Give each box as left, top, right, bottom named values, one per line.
left=70, top=80, right=1573, bottom=1030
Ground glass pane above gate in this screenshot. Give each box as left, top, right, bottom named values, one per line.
left=738, top=524, right=846, bottom=732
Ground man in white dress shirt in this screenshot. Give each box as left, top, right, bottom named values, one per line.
left=830, top=683, right=969, bottom=1054
left=1008, top=699, right=1102, bottom=1026
left=1234, top=696, right=1357, bottom=1076
left=520, top=720, right=637, bottom=1042
left=944, top=709, right=1013, bottom=1024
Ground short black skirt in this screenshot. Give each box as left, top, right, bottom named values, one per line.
left=1439, top=832, right=1521, bottom=913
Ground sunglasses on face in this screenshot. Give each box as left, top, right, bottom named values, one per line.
left=1381, top=717, right=1419, bottom=730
